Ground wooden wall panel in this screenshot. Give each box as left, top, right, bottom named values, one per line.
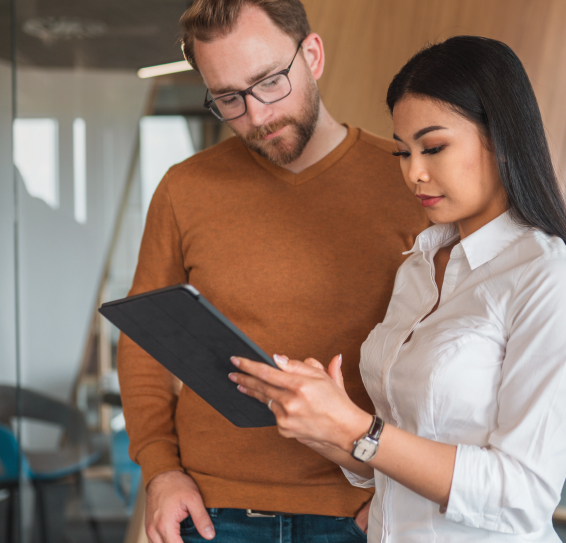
left=303, top=0, right=566, bottom=183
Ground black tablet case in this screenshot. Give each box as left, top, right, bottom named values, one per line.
left=98, top=284, right=277, bottom=428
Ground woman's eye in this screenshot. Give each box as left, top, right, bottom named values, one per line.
left=421, top=146, right=444, bottom=155
left=392, top=151, right=410, bottom=158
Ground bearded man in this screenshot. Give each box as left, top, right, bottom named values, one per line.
left=117, top=1, right=428, bottom=542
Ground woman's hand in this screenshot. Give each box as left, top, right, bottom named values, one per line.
left=229, top=354, right=372, bottom=451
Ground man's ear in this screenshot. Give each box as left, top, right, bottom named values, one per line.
left=301, top=33, right=325, bottom=81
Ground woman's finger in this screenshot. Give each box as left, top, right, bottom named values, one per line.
left=327, top=354, right=345, bottom=390
left=228, top=371, right=284, bottom=403
left=231, top=356, right=321, bottom=386
left=231, top=375, right=286, bottom=416
left=303, top=357, right=325, bottom=370
left=235, top=381, right=271, bottom=405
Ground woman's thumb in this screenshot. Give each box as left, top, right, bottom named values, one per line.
left=328, top=354, right=345, bottom=390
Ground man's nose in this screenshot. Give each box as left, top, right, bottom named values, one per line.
left=245, top=95, right=273, bottom=127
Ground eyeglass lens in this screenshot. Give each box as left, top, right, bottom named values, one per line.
left=210, top=73, right=291, bottom=121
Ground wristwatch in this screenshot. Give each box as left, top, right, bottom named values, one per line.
left=351, top=415, right=384, bottom=462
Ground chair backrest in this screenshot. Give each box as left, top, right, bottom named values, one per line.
left=0, top=385, right=90, bottom=448
left=110, top=429, right=141, bottom=509
left=0, top=424, right=30, bottom=483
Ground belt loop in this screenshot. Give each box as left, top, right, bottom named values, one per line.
left=209, top=508, right=218, bottom=518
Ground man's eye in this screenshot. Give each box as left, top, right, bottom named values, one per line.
left=220, top=96, right=238, bottom=107
left=421, top=146, right=445, bottom=155
left=259, top=75, right=283, bottom=90
left=392, top=151, right=410, bottom=158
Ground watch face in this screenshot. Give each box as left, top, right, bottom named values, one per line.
left=353, top=438, right=377, bottom=462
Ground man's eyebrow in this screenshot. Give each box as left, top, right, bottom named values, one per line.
left=209, top=61, right=281, bottom=96
left=245, top=61, right=280, bottom=85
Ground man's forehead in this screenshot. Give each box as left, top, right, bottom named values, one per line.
left=194, top=5, right=297, bottom=93
left=197, top=35, right=294, bottom=94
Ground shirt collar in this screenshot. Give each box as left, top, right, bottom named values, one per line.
left=460, top=211, right=527, bottom=270
left=404, top=211, right=527, bottom=270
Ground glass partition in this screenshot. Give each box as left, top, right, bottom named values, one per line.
left=1, top=0, right=221, bottom=541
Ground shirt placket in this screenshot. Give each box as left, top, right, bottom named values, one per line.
left=440, top=243, right=465, bottom=303
left=380, top=249, right=439, bottom=542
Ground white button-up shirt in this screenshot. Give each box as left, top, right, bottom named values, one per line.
left=344, top=212, right=566, bottom=542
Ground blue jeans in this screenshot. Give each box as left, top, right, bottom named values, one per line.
left=179, top=508, right=367, bottom=543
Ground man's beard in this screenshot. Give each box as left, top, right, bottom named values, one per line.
left=233, top=81, right=320, bottom=166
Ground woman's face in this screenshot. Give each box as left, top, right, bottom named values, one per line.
left=392, top=94, right=508, bottom=238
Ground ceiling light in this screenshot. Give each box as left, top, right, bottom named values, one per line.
left=137, top=61, right=192, bottom=79
left=23, top=17, right=107, bottom=41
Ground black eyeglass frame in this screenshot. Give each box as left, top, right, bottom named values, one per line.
left=203, top=39, right=305, bottom=121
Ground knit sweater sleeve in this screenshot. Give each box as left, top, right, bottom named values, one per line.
left=117, top=171, right=188, bottom=487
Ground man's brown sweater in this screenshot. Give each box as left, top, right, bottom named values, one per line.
left=117, top=125, right=429, bottom=517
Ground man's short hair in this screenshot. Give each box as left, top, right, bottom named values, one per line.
left=180, top=0, right=311, bottom=73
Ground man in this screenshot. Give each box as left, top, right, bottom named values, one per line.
left=117, top=1, right=428, bottom=541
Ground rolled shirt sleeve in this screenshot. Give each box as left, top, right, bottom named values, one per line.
left=445, top=254, right=566, bottom=534
left=340, top=466, right=376, bottom=488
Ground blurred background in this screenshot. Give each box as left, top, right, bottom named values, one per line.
left=0, top=0, right=565, bottom=542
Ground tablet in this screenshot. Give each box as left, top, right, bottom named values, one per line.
left=98, top=284, right=277, bottom=428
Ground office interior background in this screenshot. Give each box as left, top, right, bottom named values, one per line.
left=1, top=0, right=565, bottom=541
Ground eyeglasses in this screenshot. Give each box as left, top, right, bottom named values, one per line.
left=203, top=40, right=304, bottom=122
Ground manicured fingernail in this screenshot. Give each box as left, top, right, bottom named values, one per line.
left=273, top=354, right=288, bottom=366
left=237, top=384, right=247, bottom=393
left=228, top=373, right=237, bottom=382
left=338, top=354, right=343, bottom=367
left=204, top=526, right=215, bottom=539
left=231, top=356, right=240, bottom=367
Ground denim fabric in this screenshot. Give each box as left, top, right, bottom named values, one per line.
left=179, top=508, right=367, bottom=543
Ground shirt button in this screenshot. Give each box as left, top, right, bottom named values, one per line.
left=445, top=276, right=455, bottom=286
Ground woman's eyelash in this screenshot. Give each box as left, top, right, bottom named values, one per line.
left=392, top=146, right=445, bottom=158
left=421, top=146, right=444, bottom=155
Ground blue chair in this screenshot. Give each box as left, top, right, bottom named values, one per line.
left=110, top=429, right=142, bottom=513
left=0, top=385, right=101, bottom=543
left=0, top=423, right=26, bottom=543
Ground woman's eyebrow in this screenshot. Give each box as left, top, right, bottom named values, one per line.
left=413, top=125, right=447, bottom=140
left=393, top=125, right=447, bottom=143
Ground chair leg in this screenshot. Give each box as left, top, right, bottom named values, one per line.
left=5, top=488, right=15, bottom=543
left=34, top=482, right=50, bottom=543
left=75, top=472, right=103, bottom=543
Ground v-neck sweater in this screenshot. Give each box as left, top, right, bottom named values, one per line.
left=117, top=125, right=429, bottom=516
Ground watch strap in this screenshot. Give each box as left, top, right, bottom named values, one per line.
left=367, top=414, right=385, bottom=442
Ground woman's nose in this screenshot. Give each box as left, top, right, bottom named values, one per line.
left=407, top=156, right=430, bottom=185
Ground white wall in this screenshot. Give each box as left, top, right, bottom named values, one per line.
left=13, top=68, right=150, bottom=402
left=0, top=61, right=17, bottom=386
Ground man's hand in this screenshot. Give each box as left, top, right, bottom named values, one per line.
left=145, top=471, right=215, bottom=542
left=354, top=500, right=371, bottom=534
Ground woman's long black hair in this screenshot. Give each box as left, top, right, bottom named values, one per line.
left=386, top=35, right=566, bottom=242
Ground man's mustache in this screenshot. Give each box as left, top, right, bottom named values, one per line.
left=243, top=117, right=297, bottom=143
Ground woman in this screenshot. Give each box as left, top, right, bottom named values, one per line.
left=229, top=36, right=566, bottom=541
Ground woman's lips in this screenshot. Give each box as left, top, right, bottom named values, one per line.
left=416, top=194, right=444, bottom=208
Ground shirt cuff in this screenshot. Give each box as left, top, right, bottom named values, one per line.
left=136, top=440, right=185, bottom=488
left=445, top=444, right=508, bottom=532
left=340, top=466, right=375, bottom=488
